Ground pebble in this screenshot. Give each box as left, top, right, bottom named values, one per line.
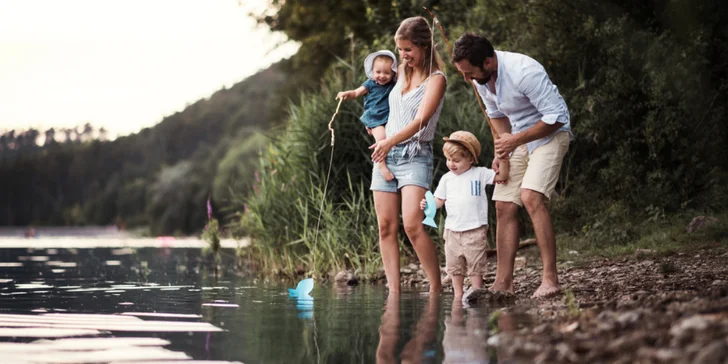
left=692, top=341, right=728, bottom=364
left=669, top=315, right=710, bottom=337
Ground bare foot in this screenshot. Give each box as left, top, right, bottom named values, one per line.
left=378, top=163, right=394, bottom=181
left=531, top=281, right=561, bottom=299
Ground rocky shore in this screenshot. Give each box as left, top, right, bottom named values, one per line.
left=334, top=243, right=728, bottom=363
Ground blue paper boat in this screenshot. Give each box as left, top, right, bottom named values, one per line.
left=296, top=296, right=314, bottom=319
left=288, top=278, right=314, bottom=298
left=422, top=191, right=437, bottom=228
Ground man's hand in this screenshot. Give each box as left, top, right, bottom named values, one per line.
left=495, top=133, right=518, bottom=159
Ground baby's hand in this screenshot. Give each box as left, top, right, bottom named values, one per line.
left=420, top=198, right=427, bottom=210
left=336, top=91, right=350, bottom=100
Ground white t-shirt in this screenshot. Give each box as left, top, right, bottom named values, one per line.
left=434, top=167, right=496, bottom=232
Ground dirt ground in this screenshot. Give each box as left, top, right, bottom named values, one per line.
left=477, top=244, right=728, bottom=363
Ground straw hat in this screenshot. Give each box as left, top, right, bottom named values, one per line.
left=443, top=131, right=481, bottom=164
left=364, top=50, right=398, bottom=80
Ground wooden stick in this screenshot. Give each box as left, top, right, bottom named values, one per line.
left=423, top=7, right=509, bottom=182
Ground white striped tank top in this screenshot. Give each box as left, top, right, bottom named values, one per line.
left=385, top=70, right=447, bottom=157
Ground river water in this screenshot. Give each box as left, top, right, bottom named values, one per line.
left=0, top=234, right=521, bottom=363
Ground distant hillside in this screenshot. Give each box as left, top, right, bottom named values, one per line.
left=0, top=60, right=290, bottom=235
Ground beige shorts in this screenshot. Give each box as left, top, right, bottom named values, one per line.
left=493, top=131, right=570, bottom=206
left=444, top=226, right=488, bottom=276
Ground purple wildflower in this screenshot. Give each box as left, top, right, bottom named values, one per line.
left=206, top=198, right=213, bottom=221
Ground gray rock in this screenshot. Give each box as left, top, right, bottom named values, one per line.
left=333, top=270, right=358, bottom=286
left=686, top=215, right=718, bottom=233
left=692, top=341, right=728, bottom=364
left=462, top=288, right=516, bottom=305
left=669, top=315, right=710, bottom=337
left=616, top=311, right=641, bottom=326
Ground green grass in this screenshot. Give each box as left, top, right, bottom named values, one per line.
left=555, top=212, right=728, bottom=263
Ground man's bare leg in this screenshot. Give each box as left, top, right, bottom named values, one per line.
left=490, top=201, right=520, bottom=293
left=371, top=126, right=394, bottom=181
left=521, top=189, right=560, bottom=298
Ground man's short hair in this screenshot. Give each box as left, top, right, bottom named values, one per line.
left=452, top=33, right=495, bottom=66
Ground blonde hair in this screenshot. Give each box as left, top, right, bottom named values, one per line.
left=443, top=141, right=473, bottom=161
left=395, top=16, right=445, bottom=88
left=373, top=55, right=394, bottom=65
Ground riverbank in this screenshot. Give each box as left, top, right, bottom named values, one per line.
left=486, top=244, right=728, bottom=363
left=283, top=217, right=728, bottom=363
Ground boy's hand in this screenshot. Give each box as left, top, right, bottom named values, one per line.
left=420, top=198, right=427, bottom=210
left=336, top=91, right=350, bottom=100
left=492, top=157, right=500, bottom=174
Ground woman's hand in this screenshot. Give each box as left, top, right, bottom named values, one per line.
left=419, top=198, right=427, bottom=210
left=370, top=138, right=393, bottom=163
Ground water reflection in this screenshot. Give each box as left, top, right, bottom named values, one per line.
left=378, top=293, right=441, bottom=363
left=376, top=294, right=400, bottom=363
left=443, top=300, right=489, bottom=363
left=0, top=241, right=540, bottom=363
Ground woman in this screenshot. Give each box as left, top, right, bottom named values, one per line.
left=369, top=16, right=447, bottom=294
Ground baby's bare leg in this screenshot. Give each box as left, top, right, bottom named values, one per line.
left=372, top=126, right=394, bottom=181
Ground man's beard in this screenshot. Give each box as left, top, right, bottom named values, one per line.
left=473, top=67, right=492, bottom=85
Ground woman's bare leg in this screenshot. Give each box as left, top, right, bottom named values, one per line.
left=400, top=185, right=442, bottom=294
left=374, top=191, right=401, bottom=293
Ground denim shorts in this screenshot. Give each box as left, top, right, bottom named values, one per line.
left=371, top=143, right=433, bottom=192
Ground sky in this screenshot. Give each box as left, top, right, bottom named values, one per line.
left=0, top=0, right=299, bottom=139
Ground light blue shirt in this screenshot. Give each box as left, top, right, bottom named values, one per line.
left=473, top=50, right=572, bottom=154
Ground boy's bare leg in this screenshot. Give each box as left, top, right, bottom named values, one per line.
left=452, top=275, right=465, bottom=298
left=372, top=126, right=394, bottom=181
left=469, top=274, right=483, bottom=290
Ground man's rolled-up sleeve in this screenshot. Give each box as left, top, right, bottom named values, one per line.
left=519, top=66, right=568, bottom=125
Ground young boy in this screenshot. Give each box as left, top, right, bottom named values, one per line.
left=336, top=50, right=397, bottom=181
left=420, top=131, right=496, bottom=297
